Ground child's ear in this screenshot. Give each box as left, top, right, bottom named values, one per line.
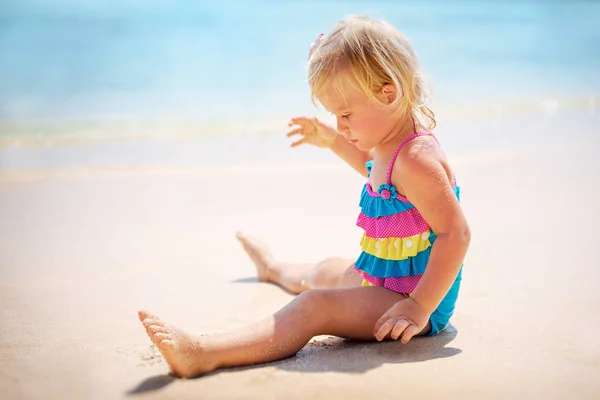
left=380, top=83, right=401, bottom=104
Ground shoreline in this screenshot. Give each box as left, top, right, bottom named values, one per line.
left=1, top=110, right=597, bottom=180
left=1, top=93, right=598, bottom=150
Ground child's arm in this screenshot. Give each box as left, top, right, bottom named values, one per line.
left=287, top=116, right=373, bottom=177
left=329, top=134, right=373, bottom=177
left=373, top=142, right=471, bottom=343
left=401, top=154, right=470, bottom=313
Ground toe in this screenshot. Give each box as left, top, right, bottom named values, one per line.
left=159, top=339, right=175, bottom=350
left=149, top=324, right=167, bottom=334
left=143, top=320, right=159, bottom=338
left=236, top=232, right=256, bottom=243
left=154, top=332, right=172, bottom=341
left=138, top=310, right=149, bottom=321
left=140, top=310, right=159, bottom=321
left=143, top=318, right=159, bottom=327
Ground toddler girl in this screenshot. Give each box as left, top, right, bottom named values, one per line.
left=138, top=15, right=470, bottom=378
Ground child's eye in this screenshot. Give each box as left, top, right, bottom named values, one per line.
left=341, top=113, right=352, bottom=119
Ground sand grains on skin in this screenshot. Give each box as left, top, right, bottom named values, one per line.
left=138, top=310, right=214, bottom=378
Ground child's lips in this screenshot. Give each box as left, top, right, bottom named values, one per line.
left=339, top=133, right=357, bottom=144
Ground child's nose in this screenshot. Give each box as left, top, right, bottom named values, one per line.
left=336, top=117, right=349, bottom=134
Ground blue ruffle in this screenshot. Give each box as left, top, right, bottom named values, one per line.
left=361, top=160, right=461, bottom=217
left=355, top=246, right=432, bottom=278
left=359, top=186, right=414, bottom=217
left=356, top=231, right=438, bottom=278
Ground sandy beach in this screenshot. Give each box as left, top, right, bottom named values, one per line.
left=1, top=110, right=599, bottom=399
left=2, top=0, right=600, bottom=397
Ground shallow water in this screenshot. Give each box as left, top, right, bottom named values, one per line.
left=0, top=0, right=599, bottom=139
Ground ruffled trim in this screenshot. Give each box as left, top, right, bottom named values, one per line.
left=355, top=247, right=432, bottom=278
left=362, top=159, right=461, bottom=218
left=356, top=268, right=423, bottom=293
left=368, top=183, right=461, bottom=203
left=360, top=232, right=431, bottom=261
left=356, top=209, right=430, bottom=238
left=359, top=185, right=414, bottom=217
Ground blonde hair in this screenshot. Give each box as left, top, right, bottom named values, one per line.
left=308, top=15, right=436, bottom=130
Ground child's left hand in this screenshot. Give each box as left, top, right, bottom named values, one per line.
left=373, top=297, right=431, bottom=343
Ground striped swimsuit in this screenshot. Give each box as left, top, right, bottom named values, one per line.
left=353, top=131, right=463, bottom=335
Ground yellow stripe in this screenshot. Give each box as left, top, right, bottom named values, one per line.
left=360, top=232, right=431, bottom=261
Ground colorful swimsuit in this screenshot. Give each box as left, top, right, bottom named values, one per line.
left=353, top=131, right=463, bottom=335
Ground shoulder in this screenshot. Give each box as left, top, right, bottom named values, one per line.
left=392, top=135, right=442, bottom=181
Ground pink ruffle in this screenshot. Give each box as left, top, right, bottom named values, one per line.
left=356, top=209, right=430, bottom=239
left=355, top=266, right=422, bottom=294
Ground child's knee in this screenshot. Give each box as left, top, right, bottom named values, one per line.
left=294, top=289, right=332, bottom=321
left=306, top=258, right=349, bottom=289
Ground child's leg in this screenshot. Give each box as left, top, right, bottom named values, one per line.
left=236, top=232, right=362, bottom=293
left=139, top=286, right=415, bottom=378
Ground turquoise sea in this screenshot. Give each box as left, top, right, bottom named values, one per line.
left=0, top=0, right=598, bottom=136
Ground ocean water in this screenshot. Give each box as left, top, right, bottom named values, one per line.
left=0, top=0, right=599, bottom=139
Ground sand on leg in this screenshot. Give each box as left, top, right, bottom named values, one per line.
left=138, top=285, right=419, bottom=378
left=236, top=232, right=362, bottom=294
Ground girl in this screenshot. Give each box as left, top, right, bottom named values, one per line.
left=138, top=15, right=470, bottom=378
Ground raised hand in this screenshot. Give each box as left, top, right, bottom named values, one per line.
left=286, top=116, right=338, bottom=149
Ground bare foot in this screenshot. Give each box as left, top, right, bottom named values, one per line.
left=235, top=232, right=275, bottom=282
left=138, top=310, right=216, bottom=378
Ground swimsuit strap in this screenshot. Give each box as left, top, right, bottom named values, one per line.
left=385, top=130, right=433, bottom=185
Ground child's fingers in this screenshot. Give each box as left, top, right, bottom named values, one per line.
left=374, top=319, right=395, bottom=341
left=290, top=138, right=307, bottom=148
left=289, top=116, right=311, bottom=126
left=372, top=315, right=386, bottom=336
left=286, top=128, right=304, bottom=138
left=390, top=318, right=410, bottom=340
left=400, top=324, right=420, bottom=344
left=311, top=117, right=325, bottom=127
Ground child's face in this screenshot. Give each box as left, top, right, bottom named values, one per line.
left=317, top=74, right=401, bottom=151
